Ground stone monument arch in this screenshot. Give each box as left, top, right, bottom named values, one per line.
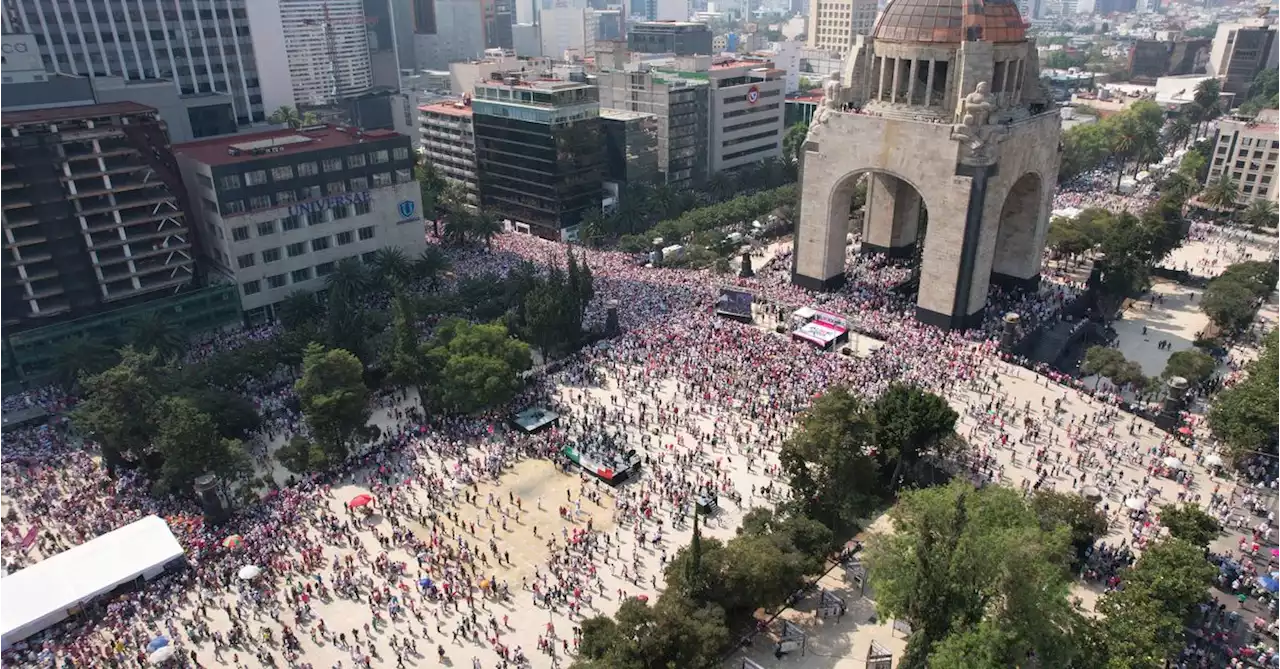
left=793, top=0, right=1062, bottom=329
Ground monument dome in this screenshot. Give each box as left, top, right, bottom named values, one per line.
left=872, top=0, right=1027, bottom=45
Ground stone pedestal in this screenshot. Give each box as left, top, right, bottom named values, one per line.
left=605, top=300, right=620, bottom=337
left=1000, top=312, right=1020, bottom=351
left=739, top=252, right=754, bottom=278
left=194, top=473, right=230, bottom=524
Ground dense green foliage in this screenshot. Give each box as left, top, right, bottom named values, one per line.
left=1201, top=261, right=1278, bottom=335
left=1209, top=330, right=1278, bottom=467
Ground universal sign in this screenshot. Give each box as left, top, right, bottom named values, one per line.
left=287, top=190, right=371, bottom=217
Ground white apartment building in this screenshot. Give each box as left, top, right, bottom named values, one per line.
left=419, top=101, right=480, bottom=205
left=806, top=0, right=878, bottom=56
left=174, top=125, right=426, bottom=320
left=276, top=0, right=375, bottom=106
left=1207, top=110, right=1280, bottom=206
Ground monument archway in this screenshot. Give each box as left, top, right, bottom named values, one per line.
left=990, top=172, right=1045, bottom=292
left=791, top=0, right=1062, bottom=330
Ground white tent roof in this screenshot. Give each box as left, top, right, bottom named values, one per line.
left=1, top=515, right=185, bottom=648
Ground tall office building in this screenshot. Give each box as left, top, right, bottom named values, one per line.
left=806, top=0, right=878, bottom=56
left=645, top=0, right=691, bottom=21
left=471, top=78, right=603, bottom=240
left=628, top=21, right=712, bottom=55
left=595, top=69, right=710, bottom=187
left=700, top=59, right=786, bottom=172
left=600, top=109, right=660, bottom=185
left=275, top=0, right=376, bottom=106
left=540, top=8, right=598, bottom=60
left=1, top=102, right=195, bottom=329
left=1, top=0, right=266, bottom=129
left=364, top=0, right=412, bottom=87
left=1208, top=22, right=1279, bottom=96
left=413, top=0, right=488, bottom=69
left=485, top=0, right=515, bottom=50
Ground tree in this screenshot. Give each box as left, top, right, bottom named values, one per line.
left=384, top=292, right=427, bottom=397
left=423, top=319, right=531, bottom=413
left=408, top=245, right=450, bottom=292
left=276, top=435, right=328, bottom=474
left=295, top=343, right=370, bottom=462
left=1096, top=538, right=1215, bottom=666
left=1167, top=115, right=1193, bottom=150
left=1158, top=504, right=1222, bottom=548
left=127, top=314, right=185, bottom=360
left=1160, top=349, right=1217, bottom=385
left=1029, top=489, right=1110, bottom=567
left=276, top=290, right=324, bottom=332
left=367, top=246, right=412, bottom=291
left=579, top=206, right=608, bottom=247
left=779, top=387, right=883, bottom=539
left=471, top=209, right=503, bottom=251
left=325, top=257, right=372, bottom=305
left=268, top=105, right=317, bottom=129
left=1241, top=199, right=1278, bottom=230
left=865, top=482, right=1078, bottom=668
left=1209, top=331, right=1278, bottom=467
left=51, top=334, right=119, bottom=392
left=1192, top=78, right=1221, bottom=137
left=1200, top=176, right=1239, bottom=212
left=522, top=267, right=574, bottom=357
left=152, top=396, right=250, bottom=494
left=1082, top=346, right=1126, bottom=388
left=180, top=388, right=262, bottom=440
left=782, top=122, right=810, bottom=166
left=573, top=595, right=730, bottom=669
left=1201, top=277, right=1258, bottom=335
left=415, top=158, right=448, bottom=222
left=72, top=347, right=162, bottom=473
left=870, top=383, right=958, bottom=490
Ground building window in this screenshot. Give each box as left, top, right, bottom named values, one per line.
left=232, top=225, right=250, bottom=241
left=299, top=185, right=321, bottom=200
left=350, top=176, right=369, bottom=190
left=244, top=169, right=268, bottom=186
left=327, top=181, right=348, bottom=195
left=371, top=149, right=390, bottom=164
left=271, top=165, right=295, bottom=181
left=311, top=236, right=331, bottom=252
left=372, top=172, right=392, bottom=187
left=219, top=174, right=242, bottom=190
left=236, top=252, right=256, bottom=269
left=257, top=220, right=276, bottom=236
left=298, top=161, right=319, bottom=177
left=346, top=153, right=367, bottom=168
left=308, top=210, right=327, bottom=226
left=224, top=200, right=246, bottom=214
left=202, top=198, right=219, bottom=215
left=282, top=215, right=302, bottom=231
left=336, top=230, right=354, bottom=245
left=196, top=173, right=214, bottom=189
left=354, top=200, right=371, bottom=216
left=333, top=205, right=350, bottom=220
left=291, top=267, right=312, bottom=283
left=358, top=225, right=375, bottom=240
left=394, top=168, right=412, bottom=183
left=393, top=147, right=410, bottom=161
left=249, top=195, right=272, bottom=210
left=242, top=280, right=261, bottom=295
left=277, top=191, right=296, bottom=204
left=322, top=158, right=343, bottom=172
left=262, top=247, right=282, bottom=263
left=267, top=273, right=287, bottom=289
left=287, top=241, right=307, bottom=257
left=315, top=261, right=336, bottom=276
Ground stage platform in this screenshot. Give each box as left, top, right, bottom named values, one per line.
left=511, top=407, right=561, bottom=434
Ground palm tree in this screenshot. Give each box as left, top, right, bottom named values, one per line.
left=127, top=313, right=185, bottom=360
left=1111, top=130, right=1137, bottom=192
left=1168, top=116, right=1193, bottom=150
left=276, top=290, right=323, bottom=330
left=579, top=207, right=608, bottom=247
left=325, top=258, right=372, bottom=305
left=649, top=184, right=678, bottom=221
left=470, top=210, right=502, bottom=251
left=368, top=247, right=412, bottom=290
left=51, top=335, right=117, bottom=391
left=268, top=105, right=319, bottom=130
left=705, top=172, right=736, bottom=203
left=1200, top=176, right=1239, bottom=213
left=1240, top=199, right=1278, bottom=230
left=1161, top=172, right=1199, bottom=202
left=442, top=208, right=472, bottom=246
left=1192, top=79, right=1221, bottom=138
left=412, top=246, right=452, bottom=291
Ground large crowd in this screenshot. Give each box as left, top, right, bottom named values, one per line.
left=1, top=180, right=1276, bottom=668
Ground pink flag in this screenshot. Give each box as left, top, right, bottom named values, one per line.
left=20, top=525, right=39, bottom=550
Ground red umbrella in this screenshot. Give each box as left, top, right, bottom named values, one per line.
left=1177, top=426, right=1193, bottom=436
left=348, top=494, right=374, bottom=508
left=636, top=594, right=649, bottom=603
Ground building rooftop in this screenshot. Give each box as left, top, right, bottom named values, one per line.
left=600, top=109, right=656, bottom=121
left=479, top=78, right=593, bottom=91
left=2, top=101, right=156, bottom=126
left=633, top=21, right=709, bottom=28
left=174, top=124, right=402, bottom=167
left=419, top=101, right=474, bottom=118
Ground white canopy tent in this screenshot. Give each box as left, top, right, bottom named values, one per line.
left=1, top=515, right=185, bottom=650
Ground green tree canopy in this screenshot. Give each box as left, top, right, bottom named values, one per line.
left=1160, top=349, right=1217, bottom=385
left=72, top=347, right=163, bottom=472
left=871, top=383, right=959, bottom=490
left=295, top=342, right=370, bottom=462
left=1157, top=504, right=1222, bottom=548
left=1030, top=489, right=1110, bottom=567
left=423, top=319, right=532, bottom=413
left=1209, top=331, right=1278, bottom=467
left=152, top=396, right=250, bottom=494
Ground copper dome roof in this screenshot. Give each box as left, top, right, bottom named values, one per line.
left=873, top=0, right=1027, bottom=44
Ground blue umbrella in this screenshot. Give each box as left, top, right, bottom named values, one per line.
left=418, top=577, right=432, bottom=589
left=1259, top=575, right=1279, bottom=594
left=146, top=636, right=170, bottom=652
